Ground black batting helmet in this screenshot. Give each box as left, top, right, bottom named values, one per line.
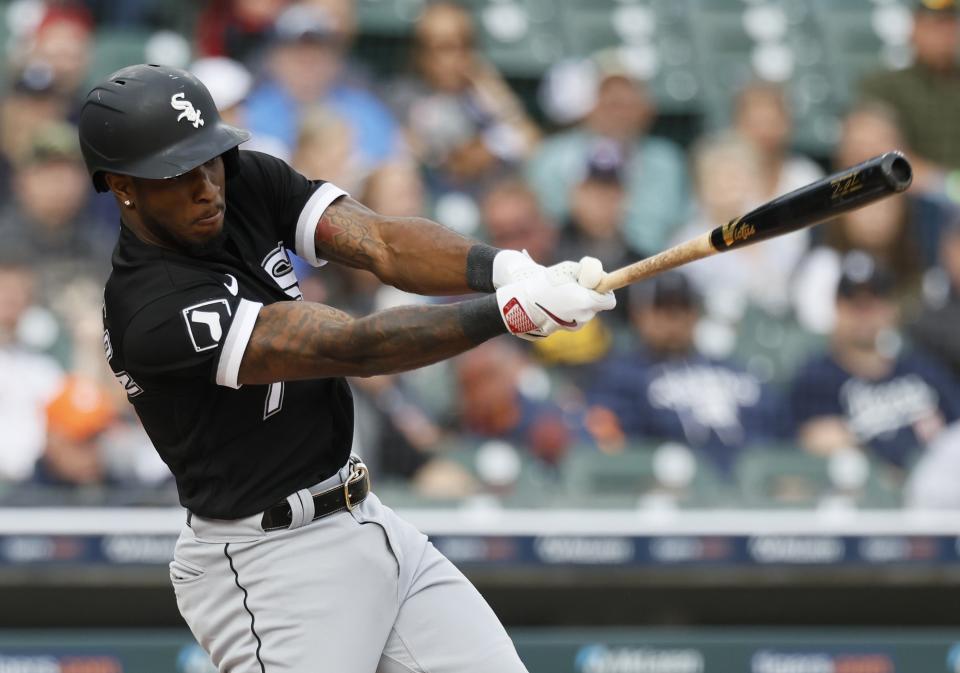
left=78, top=63, right=251, bottom=192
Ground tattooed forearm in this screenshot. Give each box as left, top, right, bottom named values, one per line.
left=237, top=296, right=505, bottom=385
left=315, top=197, right=480, bottom=295
left=314, top=198, right=385, bottom=270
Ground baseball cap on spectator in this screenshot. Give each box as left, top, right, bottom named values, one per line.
left=20, top=122, right=82, bottom=167
left=35, top=3, right=94, bottom=37
left=273, top=4, right=339, bottom=44
left=190, top=57, right=253, bottom=112
left=629, top=272, right=701, bottom=311
left=12, top=61, right=57, bottom=96
left=46, top=376, right=116, bottom=444
left=836, top=251, right=896, bottom=299
left=593, top=47, right=650, bottom=84
left=583, top=138, right=626, bottom=184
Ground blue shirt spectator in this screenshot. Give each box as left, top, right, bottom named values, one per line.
left=245, top=79, right=400, bottom=168
left=243, top=4, right=401, bottom=170
left=527, top=55, right=688, bottom=257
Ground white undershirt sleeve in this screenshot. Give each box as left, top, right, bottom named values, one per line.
left=294, top=183, right=349, bottom=267
left=215, top=299, right=263, bottom=389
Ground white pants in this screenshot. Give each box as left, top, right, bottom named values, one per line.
left=170, top=459, right=529, bottom=673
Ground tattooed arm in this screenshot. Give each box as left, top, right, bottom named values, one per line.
left=237, top=296, right=505, bottom=384
left=314, top=196, right=495, bottom=295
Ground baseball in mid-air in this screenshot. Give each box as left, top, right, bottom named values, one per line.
left=577, top=256, right=604, bottom=290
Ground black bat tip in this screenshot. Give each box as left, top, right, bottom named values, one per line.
left=882, top=150, right=913, bottom=192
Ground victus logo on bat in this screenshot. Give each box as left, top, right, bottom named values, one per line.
left=721, top=216, right=757, bottom=247
left=574, top=645, right=704, bottom=673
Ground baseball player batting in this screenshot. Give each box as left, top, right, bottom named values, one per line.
left=79, top=64, right=614, bottom=673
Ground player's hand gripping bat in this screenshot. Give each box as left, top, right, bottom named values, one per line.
left=591, top=151, right=913, bottom=293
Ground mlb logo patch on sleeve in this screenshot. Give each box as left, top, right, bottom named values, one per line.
left=181, top=299, right=232, bottom=352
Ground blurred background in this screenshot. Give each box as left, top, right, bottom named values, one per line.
left=1, top=0, right=960, bottom=670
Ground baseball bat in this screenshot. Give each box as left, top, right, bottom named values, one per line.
left=594, top=151, right=913, bottom=293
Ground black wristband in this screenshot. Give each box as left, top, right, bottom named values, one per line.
left=458, top=294, right=507, bottom=344
left=465, top=244, right=500, bottom=293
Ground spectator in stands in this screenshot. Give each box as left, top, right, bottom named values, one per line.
left=455, top=340, right=594, bottom=469
left=792, top=106, right=924, bottom=334
left=190, top=57, right=292, bottom=162
left=481, top=178, right=558, bottom=268
left=244, top=3, right=401, bottom=168
left=556, top=138, right=633, bottom=275
left=909, top=214, right=960, bottom=378
left=0, top=68, right=70, bottom=202
left=363, top=160, right=427, bottom=221
left=31, top=376, right=117, bottom=489
left=387, top=2, right=540, bottom=203
left=587, top=273, right=782, bottom=474
left=195, top=0, right=289, bottom=65
left=350, top=372, right=445, bottom=483
left=0, top=256, right=63, bottom=482
left=0, top=122, right=113, bottom=297
left=292, top=105, right=365, bottom=193
left=674, top=133, right=801, bottom=318
left=790, top=252, right=960, bottom=470
left=20, top=4, right=94, bottom=114
left=480, top=178, right=617, bottom=365
left=190, top=57, right=253, bottom=128
left=528, top=49, right=688, bottom=257
left=859, top=0, right=960, bottom=193
left=732, top=81, right=824, bottom=201
left=302, top=0, right=374, bottom=89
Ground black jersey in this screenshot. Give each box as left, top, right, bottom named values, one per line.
left=102, top=151, right=353, bottom=519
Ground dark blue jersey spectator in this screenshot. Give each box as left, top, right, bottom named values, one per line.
left=793, top=251, right=960, bottom=468
left=791, top=350, right=960, bottom=468
left=589, top=349, right=782, bottom=473
left=587, top=272, right=783, bottom=473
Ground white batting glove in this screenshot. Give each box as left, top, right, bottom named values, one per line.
left=492, top=249, right=544, bottom=288
left=495, top=260, right=616, bottom=341
left=546, top=256, right=606, bottom=290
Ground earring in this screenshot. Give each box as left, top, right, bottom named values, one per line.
left=123, top=200, right=132, bottom=207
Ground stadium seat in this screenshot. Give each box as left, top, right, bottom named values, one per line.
left=476, top=0, right=565, bottom=76
left=735, top=446, right=902, bottom=509
left=87, top=29, right=151, bottom=85
left=731, top=304, right=827, bottom=386
left=356, top=0, right=424, bottom=35
left=563, top=444, right=734, bottom=508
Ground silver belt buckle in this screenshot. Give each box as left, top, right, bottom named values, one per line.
left=343, top=460, right=368, bottom=512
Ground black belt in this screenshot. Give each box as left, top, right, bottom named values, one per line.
left=187, top=460, right=371, bottom=532
left=261, top=461, right=370, bottom=531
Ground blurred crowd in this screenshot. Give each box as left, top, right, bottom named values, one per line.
left=4, top=0, right=960, bottom=509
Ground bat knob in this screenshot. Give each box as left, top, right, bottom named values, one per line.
left=882, top=151, right=913, bottom=193
left=577, top=257, right=604, bottom=290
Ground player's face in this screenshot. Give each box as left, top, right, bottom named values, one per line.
left=130, top=156, right=227, bottom=256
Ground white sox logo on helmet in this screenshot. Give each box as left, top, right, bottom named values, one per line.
left=170, top=93, right=204, bottom=129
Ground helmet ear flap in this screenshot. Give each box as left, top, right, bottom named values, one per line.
left=93, top=171, right=109, bottom=193
left=222, top=147, right=241, bottom=180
